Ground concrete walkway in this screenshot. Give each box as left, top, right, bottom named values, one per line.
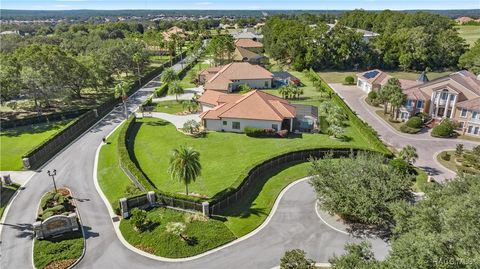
left=152, top=87, right=204, bottom=103
left=329, top=83, right=479, bottom=182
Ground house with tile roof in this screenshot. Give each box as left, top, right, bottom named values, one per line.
left=162, top=26, right=186, bottom=41
left=231, top=28, right=263, bottom=41
left=234, top=39, right=264, bottom=53
left=233, top=46, right=265, bottom=64
left=199, top=62, right=273, bottom=92
left=358, top=69, right=480, bottom=136
left=199, top=90, right=296, bottom=132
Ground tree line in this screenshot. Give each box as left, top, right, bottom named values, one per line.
left=263, top=11, right=473, bottom=72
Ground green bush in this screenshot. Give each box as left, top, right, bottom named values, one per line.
left=130, top=208, right=148, bottom=230
left=154, top=84, right=169, bottom=97
left=388, top=158, right=415, bottom=175
left=432, top=120, right=456, bottom=137
left=344, top=76, right=355, bottom=85
left=400, top=124, right=421, bottom=134
left=367, top=91, right=377, bottom=101
left=441, top=152, right=451, bottom=161
left=405, top=116, right=423, bottom=129
left=244, top=127, right=265, bottom=137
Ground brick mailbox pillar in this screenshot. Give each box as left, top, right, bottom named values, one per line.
left=202, top=201, right=209, bottom=217
left=119, top=198, right=129, bottom=218
left=147, top=191, right=156, bottom=205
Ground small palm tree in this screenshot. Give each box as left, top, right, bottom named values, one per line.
left=161, top=68, right=178, bottom=84
left=238, top=84, right=252, bottom=93
left=114, top=82, right=129, bottom=119
left=399, top=145, right=418, bottom=164
left=168, top=80, right=184, bottom=102
left=132, top=52, right=143, bottom=85
left=328, top=124, right=344, bottom=139
left=168, top=146, right=201, bottom=196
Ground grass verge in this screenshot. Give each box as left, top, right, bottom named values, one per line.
left=119, top=207, right=236, bottom=258
left=0, top=183, right=20, bottom=218
left=33, top=231, right=84, bottom=269
left=153, top=100, right=186, bottom=114
left=0, top=119, right=74, bottom=170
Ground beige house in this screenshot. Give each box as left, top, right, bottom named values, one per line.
left=199, top=90, right=296, bottom=132
left=199, top=62, right=273, bottom=92
left=233, top=46, right=264, bottom=64
left=234, top=38, right=264, bottom=53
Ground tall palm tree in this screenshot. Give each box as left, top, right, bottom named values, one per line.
left=168, top=146, right=201, bottom=196
left=132, top=52, right=143, bottom=85
left=161, top=68, right=178, bottom=84
left=114, top=82, right=129, bottom=119
left=168, top=80, right=184, bottom=102
left=399, top=145, right=418, bottom=164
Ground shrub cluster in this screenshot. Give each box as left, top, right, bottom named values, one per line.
left=244, top=127, right=287, bottom=138
left=432, top=119, right=457, bottom=138
left=344, top=76, right=355, bottom=85
left=400, top=124, right=421, bottom=134
left=405, top=116, right=423, bottom=128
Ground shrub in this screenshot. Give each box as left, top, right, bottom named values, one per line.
left=344, top=76, right=355, bottom=85
left=400, top=124, right=421, bottom=134
left=441, top=152, right=451, bottom=161
left=277, top=129, right=289, bottom=138
left=405, top=116, right=423, bottom=129
left=130, top=208, right=148, bottom=231
left=432, top=119, right=457, bottom=137
left=280, top=249, right=315, bottom=269
left=388, top=158, right=414, bottom=175
left=455, top=144, right=464, bottom=157
left=367, top=91, right=377, bottom=101
left=244, top=127, right=266, bottom=137
left=166, top=222, right=187, bottom=239
left=183, top=120, right=200, bottom=134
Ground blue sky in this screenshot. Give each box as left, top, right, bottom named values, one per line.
left=1, top=0, right=479, bottom=10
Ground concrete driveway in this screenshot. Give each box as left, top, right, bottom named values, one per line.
left=139, top=112, right=201, bottom=129
left=152, top=87, right=204, bottom=103
left=329, top=83, right=479, bottom=181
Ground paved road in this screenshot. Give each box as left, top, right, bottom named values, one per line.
left=329, top=83, right=479, bottom=182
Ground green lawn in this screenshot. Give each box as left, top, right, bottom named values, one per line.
left=220, top=162, right=312, bottom=237
left=97, top=123, right=137, bottom=209
left=179, top=58, right=211, bottom=89
left=456, top=25, right=480, bottom=47
left=0, top=183, right=20, bottom=218
left=375, top=110, right=403, bottom=132
left=120, top=207, right=236, bottom=258
left=33, top=231, right=84, bottom=269
left=153, top=100, right=186, bottom=114
left=436, top=150, right=457, bottom=172
left=0, top=119, right=74, bottom=170
left=413, top=168, right=429, bottom=193
left=133, top=117, right=376, bottom=198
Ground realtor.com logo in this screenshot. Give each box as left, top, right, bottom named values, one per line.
left=433, top=257, right=480, bottom=266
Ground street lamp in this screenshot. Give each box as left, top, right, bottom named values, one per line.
left=47, top=169, right=58, bottom=193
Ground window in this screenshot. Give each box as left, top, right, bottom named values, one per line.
left=232, top=122, right=240, bottom=130
left=468, top=126, right=473, bottom=133
left=461, top=109, right=467, bottom=118
left=459, top=122, right=464, bottom=129
left=474, top=127, right=479, bottom=135
left=405, top=100, right=413, bottom=107
left=272, top=124, right=278, bottom=131
left=441, top=92, right=448, bottom=100
left=450, top=95, right=456, bottom=101
left=264, top=81, right=269, bottom=88
left=416, top=100, right=424, bottom=109
left=223, top=121, right=227, bottom=126
left=401, top=112, right=408, bottom=120
left=473, top=111, right=479, bottom=119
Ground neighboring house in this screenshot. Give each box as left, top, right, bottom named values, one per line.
left=234, top=39, right=264, bottom=53
left=326, top=23, right=379, bottom=43
left=231, top=28, right=263, bottom=41
left=272, top=71, right=301, bottom=86
left=233, top=46, right=265, bottom=64
left=359, top=69, right=480, bottom=136
left=162, top=26, right=186, bottom=41
left=199, top=62, right=273, bottom=92
left=455, top=16, right=475, bottom=24
left=199, top=90, right=296, bottom=132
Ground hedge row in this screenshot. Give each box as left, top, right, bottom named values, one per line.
left=308, top=69, right=391, bottom=155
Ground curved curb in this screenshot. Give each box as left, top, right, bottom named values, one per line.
left=93, top=134, right=314, bottom=263
left=314, top=202, right=349, bottom=236
left=433, top=148, right=457, bottom=174
left=270, top=262, right=332, bottom=269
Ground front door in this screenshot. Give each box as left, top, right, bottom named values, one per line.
left=437, top=107, right=445, bottom=118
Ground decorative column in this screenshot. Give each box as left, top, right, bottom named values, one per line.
left=450, top=95, right=456, bottom=119
left=202, top=201, right=210, bottom=217
left=434, top=93, right=440, bottom=119
left=444, top=93, right=451, bottom=119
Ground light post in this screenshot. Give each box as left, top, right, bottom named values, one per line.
left=47, top=169, right=58, bottom=193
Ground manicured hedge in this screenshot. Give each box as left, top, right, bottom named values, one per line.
left=432, top=120, right=456, bottom=138
left=400, top=124, right=421, bottom=134
left=405, top=116, right=423, bottom=128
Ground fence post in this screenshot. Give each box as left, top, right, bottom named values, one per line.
left=93, top=108, right=98, bottom=117
left=147, top=191, right=156, bottom=205
left=119, top=198, right=129, bottom=218
left=202, top=201, right=210, bottom=217
left=22, top=157, right=31, bottom=169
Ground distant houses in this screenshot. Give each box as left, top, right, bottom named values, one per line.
left=455, top=16, right=480, bottom=24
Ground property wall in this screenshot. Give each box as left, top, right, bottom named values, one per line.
left=231, top=79, right=272, bottom=90
left=205, top=118, right=282, bottom=132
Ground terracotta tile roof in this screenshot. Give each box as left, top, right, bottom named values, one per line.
left=197, top=90, right=227, bottom=106
left=204, top=62, right=273, bottom=91
left=233, top=46, right=263, bottom=61
left=162, top=26, right=186, bottom=40
left=234, top=38, right=263, bottom=48
left=200, top=90, right=295, bottom=121
left=457, top=97, right=480, bottom=110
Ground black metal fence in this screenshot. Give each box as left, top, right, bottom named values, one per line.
left=1, top=109, right=88, bottom=129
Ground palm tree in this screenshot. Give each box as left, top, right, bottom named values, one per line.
left=238, top=84, right=252, bottom=93
left=161, top=68, right=178, bottom=84
left=132, top=52, right=143, bottom=85
left=168, top=80, right=184, bottom=102
left=390, top=90, right=406, bottom=120
left=399, top=145, right=418, bottom=164
left=114, top=82, right=129, bottom=119
left=328, top=124, right=344, bottom=139
left=168, top=146, right=201, bottom=196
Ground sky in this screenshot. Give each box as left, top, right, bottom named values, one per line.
left=0, top=0, right=479, bottom=10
